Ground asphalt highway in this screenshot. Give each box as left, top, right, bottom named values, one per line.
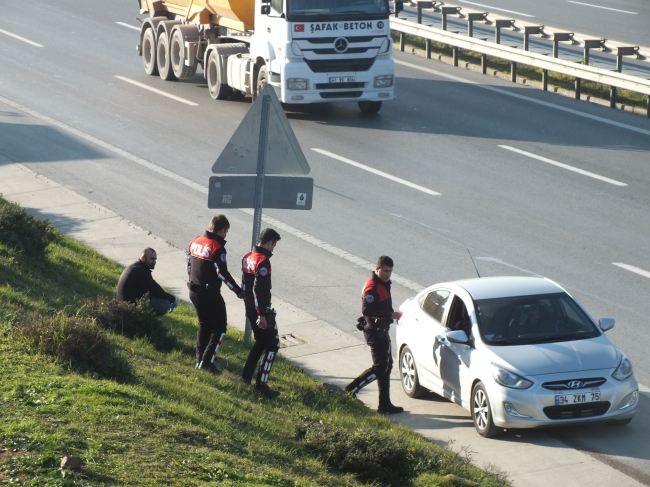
left=1, top=0, right=650, bottom=483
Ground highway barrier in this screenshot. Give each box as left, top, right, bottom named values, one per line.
left=390, top=1, right=650, bottom=117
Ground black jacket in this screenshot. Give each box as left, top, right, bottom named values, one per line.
left=361, top=273, right=393, bottom=323
left=116, top=260, right=175, bottom=304
left=187, top=231, right=242, bottom=294
left=241, top=246, right=273, bottom=316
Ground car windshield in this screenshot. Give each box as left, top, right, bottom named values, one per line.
left=287, top=0, right=390, bottom=21
left=474, top=292, right=601, bottom=346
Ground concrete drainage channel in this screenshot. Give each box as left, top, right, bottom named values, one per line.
left=280, top=333, right=307, bottom=348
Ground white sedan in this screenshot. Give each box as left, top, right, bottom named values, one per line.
left=395, top=276, right=638, bottom=437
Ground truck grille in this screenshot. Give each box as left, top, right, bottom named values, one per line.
left=319, top=91, right=363, bottom=98
left=543, top=402, right=610, bottom=420
left=315, top=82, right=365, bottom=89
left=305, top=58, right=375, bottom=73
left=542, top=378, right=607, bottom=391
left=311, top=47, right=370, bottom=55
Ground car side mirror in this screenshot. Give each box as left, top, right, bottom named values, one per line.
left=599, top=318, right=615, bottom=331
left=260, top=3, right=271, bottom=14
left=447, top=329, right=469, bottom=344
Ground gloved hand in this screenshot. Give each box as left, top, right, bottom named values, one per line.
left=168, top=299, right=179, bottom=313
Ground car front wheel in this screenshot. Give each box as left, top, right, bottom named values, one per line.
left=471, top=382, right=503, bottom=438
left=400, top=346, right=427, bottom=398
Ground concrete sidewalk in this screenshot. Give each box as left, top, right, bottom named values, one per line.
left=0, top=158, right=645, bottom=487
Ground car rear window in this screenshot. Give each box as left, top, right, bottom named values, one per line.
left=474, top=292, right=601, bottom=346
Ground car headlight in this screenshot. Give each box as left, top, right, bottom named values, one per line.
left=286, top=78, right=309, bottom=90
left=373, top=75, right=393, bottom=88
left=612, top=354, right=633, bottom=381
left=491, top=363, right=533, bottom=389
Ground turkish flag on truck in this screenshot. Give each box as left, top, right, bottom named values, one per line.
left=294, top=24, right=305, bottom=32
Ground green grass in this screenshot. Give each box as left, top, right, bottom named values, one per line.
left=0, top=199, right=509, bottom=486
left=392, top=31, right=649, bottom=110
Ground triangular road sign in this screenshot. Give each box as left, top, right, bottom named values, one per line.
left=212, top=85, right=310, bottom=175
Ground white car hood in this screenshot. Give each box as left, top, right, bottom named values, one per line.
left=488, top=334, right=618, bottom=376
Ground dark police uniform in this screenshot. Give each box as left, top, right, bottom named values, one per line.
left=187, top=231, right=242, bottom=369
left=345, top=273, right=400, bottom=412
left=240, top=246, right=280, bottom=391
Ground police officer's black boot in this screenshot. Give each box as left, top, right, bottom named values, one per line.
left=377, top=374, right=403, bottom=414
left=254, top=351, right=279, bottom=398
left=198, top=360, right=222, bottom=375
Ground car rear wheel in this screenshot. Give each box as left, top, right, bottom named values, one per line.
left=471, top=382, right=503, bottom=438
left=400, top=346, right=427, bottom=398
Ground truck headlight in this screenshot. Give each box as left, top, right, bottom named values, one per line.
left=373, top=75, right=393, bottom=88
left=286, top=78, right=309, bottom=90
left=612, top=354, right=633, bottom=381
left=491, top=364, right=533, bottom=389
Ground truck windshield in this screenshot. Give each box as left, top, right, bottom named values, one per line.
left=287, top=0, right=390, bottom=21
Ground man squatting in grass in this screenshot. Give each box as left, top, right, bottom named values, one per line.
left=116, top=248, right=178, bottom=316
left=345, top=256, right=404, bottom=414
left=187, top=215, right=245, bottom=374
left=240, top=228, right=282, bottom=398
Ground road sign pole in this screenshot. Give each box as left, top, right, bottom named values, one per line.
left=245, top=93, right=271, bottom=345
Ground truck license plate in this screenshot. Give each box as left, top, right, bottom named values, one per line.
left=329, top=76, right=355, bottom=83
left=555, top=391, right=601, bottom=406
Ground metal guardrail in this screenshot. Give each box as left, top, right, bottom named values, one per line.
left=389, top=1, right=650, bottom=116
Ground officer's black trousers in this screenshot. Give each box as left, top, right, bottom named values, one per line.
left=190, top=289, right=227, bottom=364
left=345, top=326, right=393, bottom=404
left=242, top=301, right=280, bottom=385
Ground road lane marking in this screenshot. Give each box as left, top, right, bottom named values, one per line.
left=394, top=59, right=650, bottom=138
left=0, top=94, right=424, bottom=293
left=613, top=263, right=650, bottom=279
left=311, top=148, right=441, bottom=196
left=114, top=76, right=198, bottom=106
left=566, top=1, right=637, bottom=14
left=116, top=22, right=141, bottom=31
left=458, top=0, right=535, bottom=17
left=498, top=145, right=628, bottom=186
left=0, top=28, right=44, bottom=47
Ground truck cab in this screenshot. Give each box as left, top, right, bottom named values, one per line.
left=252, top=0, right=394, bottom=112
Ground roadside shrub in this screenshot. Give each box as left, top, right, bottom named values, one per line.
left=80, top=295, right=178, bottom=350
left=0, top=198, right=55, bottom=255
left=14, top=311, right=131, bottom=380
left=299, top=421, right=418, bottom=486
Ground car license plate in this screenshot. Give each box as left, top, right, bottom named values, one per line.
left=329, top=76, right=355, bottom=83
left=555, top=391, right=601, bottom=406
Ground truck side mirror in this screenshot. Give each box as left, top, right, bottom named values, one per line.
left=260, top=3, right=271, bottom=14
left=394, top=0, right=404, bottom=13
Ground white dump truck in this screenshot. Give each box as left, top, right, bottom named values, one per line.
left=136, top=0, right=395, bottom=112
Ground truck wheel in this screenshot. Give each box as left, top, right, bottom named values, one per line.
left=255, top=65, right=268, bottom=100
left=358, top=101, right=382, bottom=113
left=156, top=31, right=177, bottom=81
left=171, top=29, right=197, bottom=79
left=206, top=51, right=233, bottom=100
left=142, top=27, right=158, bottom=76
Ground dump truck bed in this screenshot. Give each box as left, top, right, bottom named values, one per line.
left=140, top=0, right=254, bottom=30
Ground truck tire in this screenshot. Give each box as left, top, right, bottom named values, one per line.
left=255, top=65, right=268, bottom=100
left=358, top=101, right=382, bottom=113
left=170, top=29, right=197, bottom=79
left=206, top=51, right=233, bottom=100
left=156, top=31, right=177, bottom=81
left=142, top=27, right=158, bottom=76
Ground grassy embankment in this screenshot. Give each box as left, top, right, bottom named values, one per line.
left=392, top=32, right=649, bottom=110
left=0, top=197, right=509, bottom=487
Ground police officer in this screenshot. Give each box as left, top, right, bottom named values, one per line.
left=187, top=214, right=245, bottom=373
left=345, top=256, right=404, bottom=414
left=240, top=228, right=281, bottom=398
